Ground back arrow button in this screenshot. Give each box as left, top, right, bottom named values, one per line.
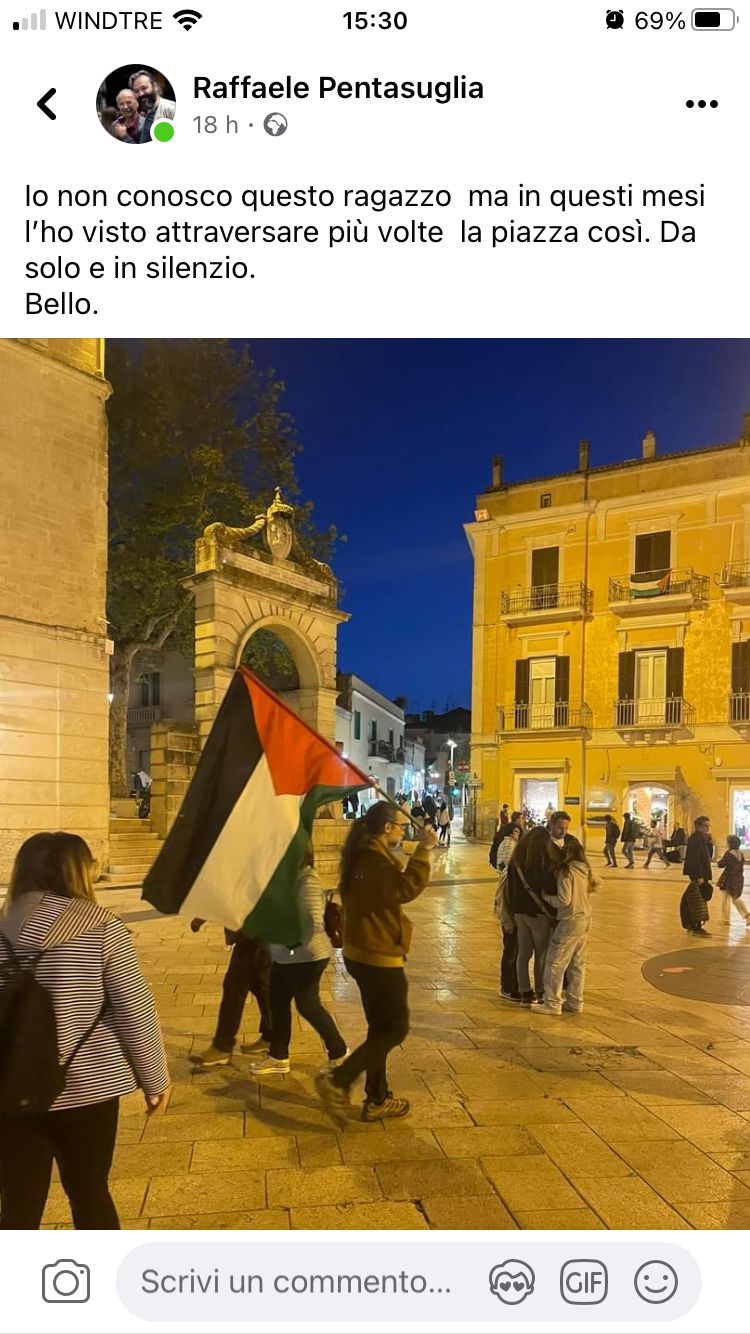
left=37, top=88, right=56, bottom=120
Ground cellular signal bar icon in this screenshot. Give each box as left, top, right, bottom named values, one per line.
left=13, top=8, right=46, bottom=28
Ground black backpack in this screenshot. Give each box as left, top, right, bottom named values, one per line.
left=0, top=919, right=106, bottom=1116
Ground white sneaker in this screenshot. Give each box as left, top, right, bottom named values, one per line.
left=536, top=1003, right=563, bottom=1016
left=250, top=1055, right=290, bottom=1075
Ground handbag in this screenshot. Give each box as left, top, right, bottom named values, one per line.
left=514, top=863, right=556, bottom=921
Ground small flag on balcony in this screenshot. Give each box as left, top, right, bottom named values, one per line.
left=629, top=571, right=671, bottom=598
left=142, top=668, right=371, bottom=946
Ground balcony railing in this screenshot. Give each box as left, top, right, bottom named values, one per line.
left=500, top=581, right=593, bottom=617
left=608, top=567, right=709, bottom=604
left=614, top=697, right=696, bottom=729
left=730, top=692, right=750, bottom=725
left=499, top=700, right=592, bottom=732
left=127, top=705, right=162, bottom=726
left=368, top=739, right=394, bottom=761
left=719, top=560, right=750, bottom=590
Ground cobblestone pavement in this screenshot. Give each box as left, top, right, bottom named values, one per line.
left=44, top=832, right=750, bottom=1230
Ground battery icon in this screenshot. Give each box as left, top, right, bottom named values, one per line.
left=692, top=8, right=736, bottom=27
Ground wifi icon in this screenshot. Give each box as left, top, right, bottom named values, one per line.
left=173, top=8, right=202, bottom=29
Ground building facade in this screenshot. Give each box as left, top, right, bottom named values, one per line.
left=405, top=706, right=471, bottom=799
left=126, top=649, right=196, bottom=782
left=466, top=423, right=750, bottom=844
left=336, top=674, right=424, bottom=800
left=0, top=338, right=110, bottom=880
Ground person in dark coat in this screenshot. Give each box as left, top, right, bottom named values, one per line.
left=680, top=815, right=713, bottom=935
left=603, top=815, right=620, bottom=867
left=507, top=827, right=556, bottom=1005
left=621, top=813, right=636, bottom=868
left=422, top=793, right=437, bottom=828
left=666, top=824, right=687, bottom=863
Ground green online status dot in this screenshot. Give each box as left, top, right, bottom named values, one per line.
left=153, top=122, right=175, bottom=143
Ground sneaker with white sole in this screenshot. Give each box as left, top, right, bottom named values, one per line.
left=562, top=1003, right=583, bottom=1014
left=241, top=1037, right=270, bottom=1055
left=324, top=1049, right=350, bottom=1071
left=314, top=1071, right=351, bottom=1129
left=362, top=1096, right=410, bottom=1122
left=250, top=1055, right=290, bottom=1075
left=499, top=990, right=522, bottom=1003
left=535, top=1003, right=563, bottom=1016
left=193, top=1044, right=231, bottom=1068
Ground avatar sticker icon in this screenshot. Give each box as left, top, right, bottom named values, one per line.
left=634, top=1261, right=679, bottom=1304
left=489, top=1260, right=535, bottom=1305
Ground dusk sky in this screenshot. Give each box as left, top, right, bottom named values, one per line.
left=245, top=340, right=750, bottom=713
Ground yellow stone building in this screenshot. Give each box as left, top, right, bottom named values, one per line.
left=0, top=339, right=110, bottom=881
left=466, top=421, right=750, bottom=847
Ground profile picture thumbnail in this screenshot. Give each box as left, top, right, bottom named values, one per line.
left=97, top=65, right=176, bottom=144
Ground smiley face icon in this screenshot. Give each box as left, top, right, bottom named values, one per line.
left=489, top=1260, right=535, bottom=1305
left=634, top=1261, right=678, bottom=1304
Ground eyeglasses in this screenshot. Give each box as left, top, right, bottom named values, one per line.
left=391, top=821, right=410, bottom=831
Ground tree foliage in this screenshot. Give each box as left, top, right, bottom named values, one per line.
left=106, top=339, right=337, bottom=795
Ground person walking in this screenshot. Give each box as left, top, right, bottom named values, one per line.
left=621, top=813, right=636, bottom=869
left=716, top=836, right=750, bottom=926
left=538, top=844, right=601, bottom=1015
left=507, top=826, right=556, bottom=1006
left=315, top=801, right=437, bottom=1126
left=250, top=848, right=348, bottom=1075
left=438, top=803, right=452, bottom=846
left=603, top=814, right=620, bottom=867
left=0, top=832, right=169, bottom=1230
left=192, top=923, right=272, bottom=1068
left=645, top=825, right=670, bottom=868
left=680, top=815, right=714, bottom=936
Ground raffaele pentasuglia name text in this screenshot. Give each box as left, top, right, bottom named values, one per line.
left=194, top=75, right=484, bottom=105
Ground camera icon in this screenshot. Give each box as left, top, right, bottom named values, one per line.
left=42, top=1259, right=91, bottom=1304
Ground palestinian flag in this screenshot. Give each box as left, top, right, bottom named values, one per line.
left=142, top=668, right=371, bottom=946
left=629, top=571, right=671, bottom=598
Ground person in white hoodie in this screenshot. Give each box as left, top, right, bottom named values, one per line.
left=537, top=844, right=600, bottom=1016
left=249, top=846, right=348, bottom=1076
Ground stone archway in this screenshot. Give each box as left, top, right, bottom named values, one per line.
left=149, top=494, right=350, bottom=843
left=188, top=495, right=349, bottom=746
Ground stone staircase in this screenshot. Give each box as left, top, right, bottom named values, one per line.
left=102, top=799, right=164, bottom=890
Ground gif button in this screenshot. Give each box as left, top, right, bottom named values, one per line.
left=561, top=1259, right=608, bottom=1305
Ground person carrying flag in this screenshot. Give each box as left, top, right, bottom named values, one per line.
left=315, top=801, right=437, bottom=1127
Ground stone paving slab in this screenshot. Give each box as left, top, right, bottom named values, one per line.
left=54, top=837, right=750, bottom=1230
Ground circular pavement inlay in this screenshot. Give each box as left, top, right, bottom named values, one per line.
left=642, top=943, right=750, bottom=1005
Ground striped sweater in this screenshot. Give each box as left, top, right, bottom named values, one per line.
left=0, top=892, right=169, bottom=1111
left=268, top=867, right=332, bottom=965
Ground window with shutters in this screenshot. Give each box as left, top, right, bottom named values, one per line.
left=731, top=642, right=750, bottom=723
left=635, top=649, right=667, bottom=724
left=139, top=672, right=160, bottom=707
left=530, top=546, right=560, bottom=609
left=634, top=530, right=671, bottom=576
left=353, top=710, right=361, bottom=741
left=528, top=657, right=556, bottom=727
left=370, top=719, right=377, bottom=742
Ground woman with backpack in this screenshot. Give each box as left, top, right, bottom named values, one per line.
left=248, top=846, right=348, bottom=1076
left=0, top=831, right=169, bottom=1230
left=315, top=801, right=437, bottom=1126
